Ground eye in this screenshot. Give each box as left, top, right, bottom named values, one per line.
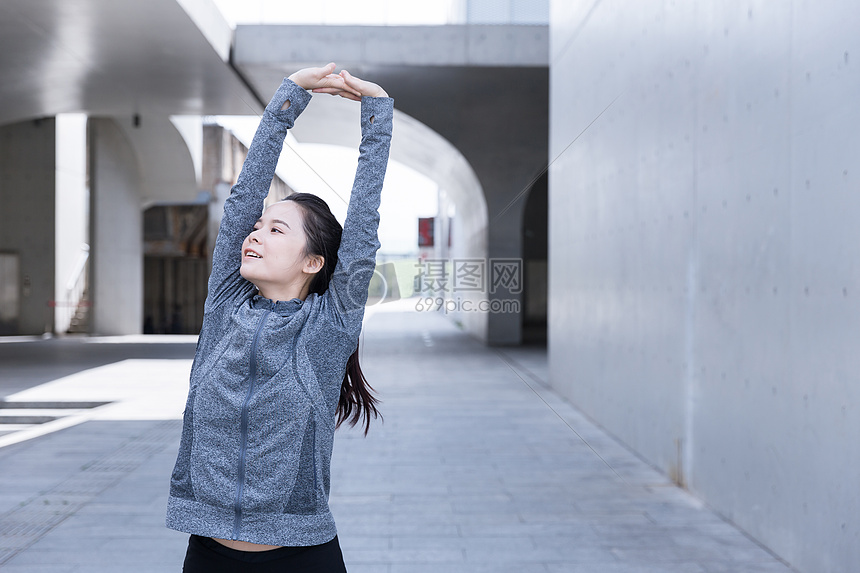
left=271, top=226, right=283, bottom=234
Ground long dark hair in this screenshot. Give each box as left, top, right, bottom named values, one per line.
left=282, top=193, right=381, bottom=435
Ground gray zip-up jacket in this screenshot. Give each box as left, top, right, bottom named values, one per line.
left=165, top=78, right=393, bottom=546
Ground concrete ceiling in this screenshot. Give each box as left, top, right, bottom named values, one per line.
left=0, top=0, right=262, bottom=127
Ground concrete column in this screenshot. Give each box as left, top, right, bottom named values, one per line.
left=521, top=176, right=548, bottom=344
left=88, top=118, right=143, bottom=335
left=0, top=118, right=56, bottom=335
left=485, top=206, right=526, bottom=345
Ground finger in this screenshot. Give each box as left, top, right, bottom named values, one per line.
left=340, top=70, right=372, bottom=95
left=326, top=74, right=361, bottom=96
left=312, top=86, right=353, bottom=95
left=315, top=76, right=346, bottom=88
left=318, top=62, right=336, bottom=76
left=339, top=70, right=361, bottom=91
left=313, top=85, right=361, bottom=100
left=314, top=88, right=361, bottom=101
left=320, top=82, right=360, bottom=97
left=306, top=63, right=336, bottom=83
left=312, top=76, right=357, bottom=94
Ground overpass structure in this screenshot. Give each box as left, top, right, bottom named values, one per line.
left=0, top=0, right=548, bottom=345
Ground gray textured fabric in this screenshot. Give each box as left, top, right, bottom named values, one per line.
left=166, top=77, right=393, bottom=546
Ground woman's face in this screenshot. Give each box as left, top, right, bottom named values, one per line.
left=239, top=201, right=315, bottom=299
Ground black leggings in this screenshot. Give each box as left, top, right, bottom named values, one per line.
left=182, top=534, right=347, bottom=573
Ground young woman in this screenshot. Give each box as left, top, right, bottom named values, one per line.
left=165, top=63, right=393, bottom=572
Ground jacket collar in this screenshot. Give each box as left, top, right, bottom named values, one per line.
left=250, top=292, right=306, bottom=316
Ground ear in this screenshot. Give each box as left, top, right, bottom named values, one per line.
left=302, top=254, right=324, bottom=275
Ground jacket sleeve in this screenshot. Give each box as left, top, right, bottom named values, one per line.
left=326, top=95, right=394, bottom=330
left=204, top=78, right=313, bottom=312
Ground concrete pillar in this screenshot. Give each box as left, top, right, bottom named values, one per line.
left=521, top=175, right=547, bottom=344
left=485, top=207, right=526, bottom=345
left=0, top=118, right=56, bottom=335
left=88, top=118, right=143, bottom=335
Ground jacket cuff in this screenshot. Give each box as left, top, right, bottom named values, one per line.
left=360, top=96, right=394, bottom=135
left=265, top=78, right=314, bottom=120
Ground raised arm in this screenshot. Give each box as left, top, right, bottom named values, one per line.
left=324, top=73, right=393, bottom=329
left=205, top=64, right=353, bottom=311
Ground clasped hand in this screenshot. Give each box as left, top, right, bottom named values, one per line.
left=288, top=62, right=388, bottom=101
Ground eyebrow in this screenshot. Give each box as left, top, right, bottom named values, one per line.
left=256, top=217, right=291, bottom=229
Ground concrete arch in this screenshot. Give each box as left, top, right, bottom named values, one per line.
left=113, top=115, right=202, bottom=208
left=290, top=96, right=490, bottom=340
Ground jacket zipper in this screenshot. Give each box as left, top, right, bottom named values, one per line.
left=232, top=309, right=270, bottom=539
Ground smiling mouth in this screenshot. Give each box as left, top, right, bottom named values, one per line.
left=244, top=250, right=262, bottom=259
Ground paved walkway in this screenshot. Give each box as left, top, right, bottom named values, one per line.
left=0, top=302, right=796, bottom=572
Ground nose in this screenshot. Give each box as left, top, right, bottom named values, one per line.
left=248, top=229, right=261, bottom=243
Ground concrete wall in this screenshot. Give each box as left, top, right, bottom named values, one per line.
left=0, top=119, right=56, bottom=335
left=89, top=118, right=143, bottom=336
left=548, top=2, right=859, bottom=572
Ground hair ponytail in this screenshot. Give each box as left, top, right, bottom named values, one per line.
left=282, top=193, right=382, bottom=435
left=338, top=340, right=381, bottom=435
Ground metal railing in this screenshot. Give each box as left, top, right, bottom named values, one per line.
left=56, top=244, right=90, bottom=333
